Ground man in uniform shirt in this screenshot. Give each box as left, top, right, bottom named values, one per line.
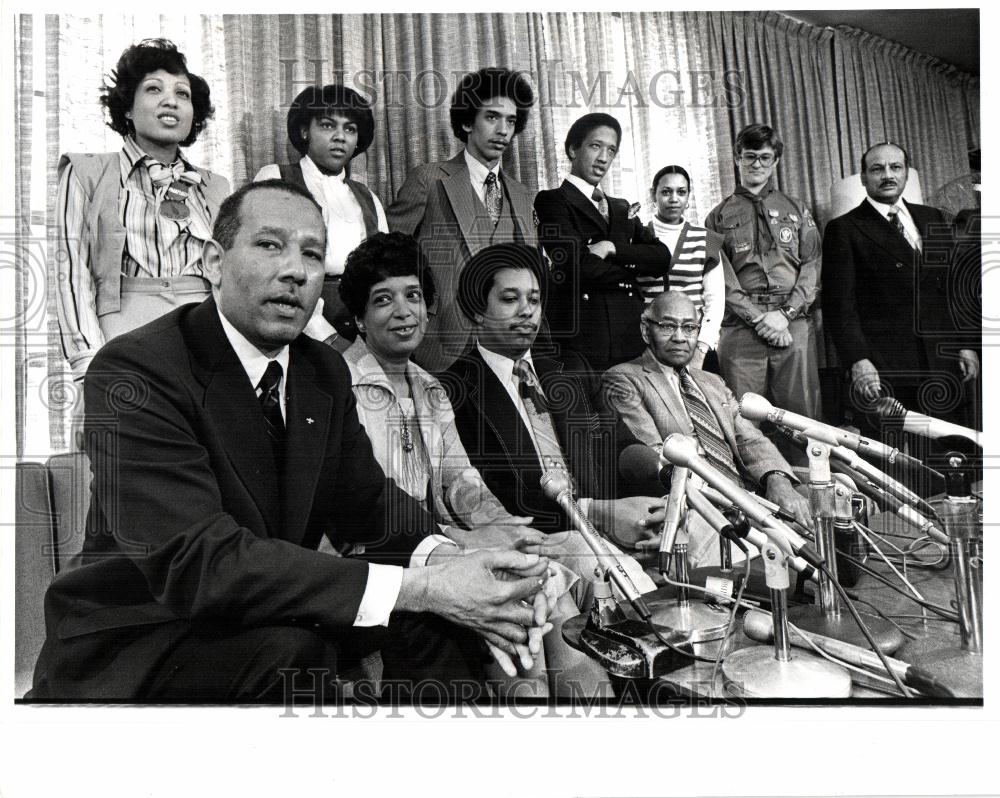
left=705, top=124, right=823, bottom=447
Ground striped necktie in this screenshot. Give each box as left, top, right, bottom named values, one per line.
left=887, top=205, right=916, bottom=250
left=514, top=358, right=567, bottom=473
left=677, top=368, right=742, bottom=488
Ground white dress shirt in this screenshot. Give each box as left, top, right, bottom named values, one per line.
left=477, top=343, right=543, bottom=458
left=464, top=149, right=502, bottom=206
left=216, top=307, right=452, bottom=626
left=565, top=173, right=604, bottom=211
left=866, top=196, right=922, bottom=252
left=476, top=342, right=596, bottom=517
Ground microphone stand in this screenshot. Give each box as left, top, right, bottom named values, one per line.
left=905, top=453, right=983, bottom=697
left=647, top=475, right=730, bottom=657
left=787, top=437, right=905, bottom=654
left=722, top=540, right=852, bottom=697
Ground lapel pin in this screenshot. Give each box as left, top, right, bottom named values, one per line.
left=306, top=417, right=314, bottom=424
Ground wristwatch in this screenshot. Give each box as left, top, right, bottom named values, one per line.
left=779, top=305, right=798, bottom=321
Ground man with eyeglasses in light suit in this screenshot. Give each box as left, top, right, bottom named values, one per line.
left=602, top=290, right=812, bottom=566
left=705, top=124, right=822, bottom=458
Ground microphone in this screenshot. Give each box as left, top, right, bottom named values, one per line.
left=688, top=483, right=817, bottom=580
left=539, top=468, right=652, bottom=620
left=775, top=424, right=938, bottom=522
left=875, top=398, right=981, bottom=447
left=618, top=443, right=664, bottom=485
left=657, top=458, right=690, bottom=573
left=739, top=392, right=920, bottom=468
left=698, top=485, right=800, bottom=527
left=660, top=433, right=824, bottom=569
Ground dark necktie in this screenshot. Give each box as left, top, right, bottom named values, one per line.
left=258, top=360, right=286, bottom=453
left=734, top=184, right=776, bottom=255
left=677, top=368, right=743, bottom=488
left=592, top=188, right=609, bottom=222
left=484, top=172, right=502, bottom=225
left=887, top=205, right=915, bottom=250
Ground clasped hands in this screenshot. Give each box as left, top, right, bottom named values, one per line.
left=751, top=309, right=791, bottom=347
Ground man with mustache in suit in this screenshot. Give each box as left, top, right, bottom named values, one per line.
left=822, top=142, right=979, bottom=479
left=29, top=181, right=554, bottom=702
left=389, top=68, right=539, bottom=371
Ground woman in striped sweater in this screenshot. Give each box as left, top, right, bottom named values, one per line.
left=642, top=165, right=729, bottom=371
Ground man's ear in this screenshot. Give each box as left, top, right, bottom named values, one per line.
left=202, top=239, right=224, bottom=289
left=640, top=319, right=650, bottom=346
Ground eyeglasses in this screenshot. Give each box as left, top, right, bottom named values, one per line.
left=642, top=318, right=701, bottom=337
left=739, top=152, right=776, bottom=167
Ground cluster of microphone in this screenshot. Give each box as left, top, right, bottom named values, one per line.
left=550, top=392, right=978, bottom=607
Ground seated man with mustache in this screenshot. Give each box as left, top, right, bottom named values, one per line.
left=442, top=243, right=665, bottom=695
left=29, top=181, right=553, bottom=702
left=388, top=68, right=539, bottom=371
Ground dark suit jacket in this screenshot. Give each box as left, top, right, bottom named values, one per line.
left=822, top=199, right=958, bottom=387
left=33, top=298, right=437, bottom=698
left=442, top=347, right=633, bottom=534
left=534, top=180, right=670, bottom=371
left=388, top=151, right=538, bottom=371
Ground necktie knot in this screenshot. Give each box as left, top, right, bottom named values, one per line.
left=514, top=358, right=549, bottom=412
left=258, top=360, right=283, bottom=396
left=591, top=188, right=609, bottom=222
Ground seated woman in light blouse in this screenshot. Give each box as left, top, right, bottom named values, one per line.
left=54, top=38, right=230, bottom=387
left=339, top=232, right=610, bottom=697
left=255, top=84, right=387, bottom=351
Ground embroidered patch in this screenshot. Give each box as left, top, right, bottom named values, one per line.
left=768, top=208, right=780, bottom=218
left=778, top=226, right=794, bottom=244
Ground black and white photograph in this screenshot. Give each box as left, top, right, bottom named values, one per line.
left=1, top=3, right=995, bottom=796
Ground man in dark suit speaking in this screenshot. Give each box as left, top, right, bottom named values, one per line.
left=822, top=142, right=979, bottom=443
left=30, top=181, right=550, bottom=702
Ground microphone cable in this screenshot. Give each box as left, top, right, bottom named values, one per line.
left=813, top=558, right=912, bottom=697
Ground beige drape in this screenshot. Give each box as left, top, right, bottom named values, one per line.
left=707, top=11, right=842, bottom=224
left=831, top=25, right=980, bottom=207
left=13, top=11, right=981, bottom=454
left=621, top=11, right=733, bottom=223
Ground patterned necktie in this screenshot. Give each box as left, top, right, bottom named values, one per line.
left=887, top=205, right=915, bottom=250
left=513, top=358, right=567, bottom=473
left=677, top=368, right=743, bottom=488
left=258, top=360, right=286, bottom=454
left=484, top=172, right=502, bottom=225
left=592, top=188, right=609, bottom=222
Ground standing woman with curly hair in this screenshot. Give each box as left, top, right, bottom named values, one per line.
left=54, top=38, right=230, bottom=387
left=254, top=85, right=387, bottom=352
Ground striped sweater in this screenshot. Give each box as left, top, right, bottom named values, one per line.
left=642, top=220, right=727, bottom=349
